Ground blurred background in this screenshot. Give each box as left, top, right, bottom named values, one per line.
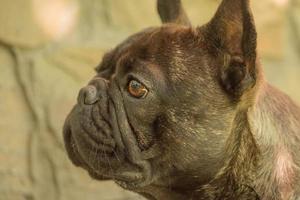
left=0, top=0, right=299, bottom=199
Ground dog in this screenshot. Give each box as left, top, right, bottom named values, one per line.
left=63, top=0, right=300, bottom=199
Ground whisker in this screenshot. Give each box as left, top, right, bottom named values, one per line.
left=112, top=148, right=121, bottom=163
left=104, top=147, right=115, bottom=181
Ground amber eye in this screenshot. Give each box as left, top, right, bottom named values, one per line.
left=128, top=80, right=148, bottom=98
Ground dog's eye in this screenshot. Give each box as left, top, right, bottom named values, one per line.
left=128, top=80, right=148, bottom=98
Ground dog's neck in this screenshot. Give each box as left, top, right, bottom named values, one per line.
left=248, top=82, right=300, bottom=200
left=195, top=82, right=300, bottom=200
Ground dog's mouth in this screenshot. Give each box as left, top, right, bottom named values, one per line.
left=63, top=123, right=143, bottom=182
left=63, top=97, right=153, bottom=189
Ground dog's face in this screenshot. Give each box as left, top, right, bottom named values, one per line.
left=63, top=0, right=258, bottom=193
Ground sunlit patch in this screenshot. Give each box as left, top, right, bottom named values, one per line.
left=273, top=0, right=289, bottom=6
left=32, top=0, right=79, bottom=40
left=275, top=145, right=295, bottom=199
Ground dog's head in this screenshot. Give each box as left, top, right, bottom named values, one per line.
left=63, top=0, right=259, bottom=193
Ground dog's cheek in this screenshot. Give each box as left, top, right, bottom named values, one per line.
left=123, top=96, right=163, bottom=147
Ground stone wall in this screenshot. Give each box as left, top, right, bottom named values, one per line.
left=0, top=0, right=299, bottom=200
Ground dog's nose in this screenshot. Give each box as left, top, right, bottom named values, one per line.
left=78, top=85, right=99, bottom=105
left=78, top=78, right=108, bottom=105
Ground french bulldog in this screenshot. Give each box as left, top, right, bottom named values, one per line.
left=63, top=0, right=300, bottom=199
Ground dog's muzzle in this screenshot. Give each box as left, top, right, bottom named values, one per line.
left=76, top=79, right=116, bottom=152
left=63, top=77, right=153, bottom=188
left=63, top=78, right=123, bottom=176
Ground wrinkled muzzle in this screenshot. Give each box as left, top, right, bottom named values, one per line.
left=63, top=77, right=152, bottom=188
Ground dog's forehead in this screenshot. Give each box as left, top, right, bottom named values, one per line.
left=123, top=25, right=200, bottom=59
left=96, top=25, right=202, bottom=73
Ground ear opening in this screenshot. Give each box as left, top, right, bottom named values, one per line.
left=157, top=0, right=191, bottom=26
left=220, top=54, right=256, bottom=98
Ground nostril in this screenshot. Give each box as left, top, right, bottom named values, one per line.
left=79, top=85, right=99, bottom=105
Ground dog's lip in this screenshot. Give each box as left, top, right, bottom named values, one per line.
left=65, top=127, right=111, bottom=180
left=64, top=99, right=154, bottom=187
left=64, top=118, right=146, bottom=183
left=63, top=122, right=85, bottom=167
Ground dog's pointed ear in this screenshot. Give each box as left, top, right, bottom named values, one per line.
left=157, top=0, right=191, bottom=25
left=207, top=0, right=257, bottom=97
